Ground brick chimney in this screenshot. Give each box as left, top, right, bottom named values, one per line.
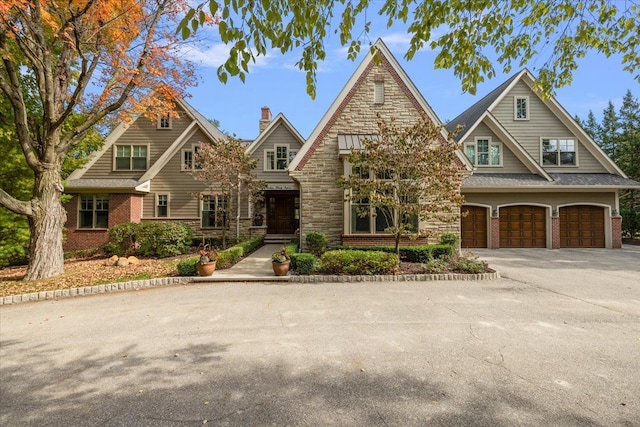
left=259, top=106, right=272, bottom=133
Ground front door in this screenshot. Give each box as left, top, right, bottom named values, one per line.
left=266, top=192, right=299, bottom=234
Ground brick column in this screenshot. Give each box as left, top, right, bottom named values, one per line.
left=612, top=216, right=622, bottom=249
left=490, top=217, right=500, bottom=249
left=551, top=216, right=560, bottom=249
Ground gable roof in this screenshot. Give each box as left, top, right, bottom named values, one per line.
left=448, top=69, right=627, bottom=177
left=66, top=97, right=227, bottom=186
left=288, top=38, right=472, bottom=172
left=245, top=113, right=305, bottom=155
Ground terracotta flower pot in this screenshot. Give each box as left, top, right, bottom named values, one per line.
left=196, top=260, right=217, bottom=276
left=272, top=260, right=290, bottom=276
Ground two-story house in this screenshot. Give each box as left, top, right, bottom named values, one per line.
left=63, top=39, right=638, bottom=252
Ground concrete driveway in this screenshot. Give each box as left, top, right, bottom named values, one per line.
left=1, top=247, right=639, bottom=426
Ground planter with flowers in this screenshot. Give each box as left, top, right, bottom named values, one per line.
left=196, top=244, right=218, bottom=276
left=271, top=247, right=291, bottom=276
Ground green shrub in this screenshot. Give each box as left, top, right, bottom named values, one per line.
left=335, top=244, right=453, bottom=263
left=104, top=222, right=192, bottom=258
left=285, top=242, right=299, bottom=255
left=319, top=250, right=399, bottom=275
left=177, top=256, right=199, bottom=276
left=439, top=232, right=460, bottom=246
left=238, top=236, right=264, bottom=254
left=421, top=257, right=450, bottom=274
left=292, top=253, right=318, bottom=275
left=452, top=256, right=486, bottom=274
left=305, top=231, right=328, bottom=257
left=137, top=222, right=193, bottom=258
left=217, top=246, right=244, bottom=269
left=104, top=222, right=138, bottom=256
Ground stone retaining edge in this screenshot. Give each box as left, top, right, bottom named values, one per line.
left=290, top=271, right=500, bottom=283
left=1, top=271, right=499, bottom=306
left=0, top=277, right=194, bottom=306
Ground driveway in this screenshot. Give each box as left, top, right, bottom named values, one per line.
left=1, top=248, right=639, bottom=426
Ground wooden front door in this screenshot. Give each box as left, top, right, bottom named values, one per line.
left=559, top=205, right=605, bottom=248
left=461, top=205, right=488, bottom=248
left=499, top=206, right=546, bottom=248
left=267, top=192, right=299, bottom=234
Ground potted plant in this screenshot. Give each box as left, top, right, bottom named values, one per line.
left=271, top=246, right=291, bottom=276
left=196, top=244, right=218, bottom=276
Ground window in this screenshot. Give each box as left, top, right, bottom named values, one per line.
left=115, top=145, right=147, bottom=170
left=374, top=81, right=385, bottom=104
left=348, top=166, right=416, bottom=234
left=464, top=138, right=501, bottom=166
left=514, top=96, right=529, bottom=120
left=542, top=138, right=576, bottom=166
left=156, top=194, right=168, bottom=217
left=182, top=146, right=202, bottom=171
left=265, top=145, right=294, bottom=171
left=157, top=113, right=172, bottom=129
left=202, top=195, right=228, bottom=228
left=79, top=194, right=109, bottom=229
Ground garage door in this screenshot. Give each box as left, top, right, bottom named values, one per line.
left=461, top=205, right=487, bottom=248
left=559, top=205, right=605, bottom=248
left=499, top=206, right=546, bottom=248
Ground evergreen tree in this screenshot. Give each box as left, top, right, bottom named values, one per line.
left=599, top=101, right=620, bottom=161
left=617, top=90, right=640, bottom=210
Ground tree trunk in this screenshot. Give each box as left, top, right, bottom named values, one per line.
left=24, top=165, right=66, bottom=281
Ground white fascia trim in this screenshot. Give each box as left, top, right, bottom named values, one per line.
left=485, top=69, right=528, bottom=113
left=247, top=113, right=306, bottom=156
left=138, top=120, right=198, bottom=182
left=175, top=97, right=227, bottom=142
left=67, top=113, right=142, bottom=180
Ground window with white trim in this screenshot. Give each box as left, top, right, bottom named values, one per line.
left=514, top=96, right=529, bottom=120
left=265, top=145, right=295, bottom=171
left=464, top=138, right=501, bottom=166
left=79, top=194, right=109, bottom=229
left=181, top=145, right=202, bottom=171
left=542, top=138, right=576, bottom=166
left=156, top=194, right=168, bottom=217
left=201, top=195, right=228, bottom=228
left=157, top=113, right=172, bottom=129
left=115, top=145, right=148, bottom=170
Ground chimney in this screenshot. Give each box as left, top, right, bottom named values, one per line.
left=259, top=106, right=272, bottom=133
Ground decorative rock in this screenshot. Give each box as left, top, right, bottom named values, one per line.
left=127, top=256, right=141, bottom=265
left=104, top=255, right=119, bottom=266
left=116, top=258, right=130, bottom=267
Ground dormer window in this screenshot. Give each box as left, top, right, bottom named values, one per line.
left=464, top=137, right=502, bottom=166
left=514, top=96, right=529, bottom=120
left=265, top=145, right=296, bottom=171
left=157, top=113, right=172, bottom=129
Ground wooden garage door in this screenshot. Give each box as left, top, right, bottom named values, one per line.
left=461, top=205, right=487, bottom=248
left=559, top=205, right=605, bottom=248
left=499, top=206, right=546, bottom=248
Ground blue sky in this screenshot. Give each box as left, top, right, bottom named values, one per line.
left=179, top=28, right=639, bottom=140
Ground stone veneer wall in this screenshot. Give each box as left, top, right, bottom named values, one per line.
left=291, top=56, right=456, bottom=250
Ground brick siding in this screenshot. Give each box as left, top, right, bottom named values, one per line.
left=490, top=217, right=500, bottom=249
left=551, top=216, right=560, bottom=249
left=612, top=216, right=622, bottom=249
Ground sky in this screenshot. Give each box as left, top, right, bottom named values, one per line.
left=178, top=22, right=639, bottom=141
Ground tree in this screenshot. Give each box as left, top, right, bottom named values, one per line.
left=191, top=135, right=264, bottom=248
left=599, top=101, right=620, bottom=160
left=337, top=116, right=466, bottom=256
left=179, top=0, right=640, bottom=98
left=617, top=90, right=640, bottom=210
left=0, top=92, right=103, bottom=268
left=0, top=0, right=197, bottom=280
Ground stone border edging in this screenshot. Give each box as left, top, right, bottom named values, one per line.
left=291, top=271, right=500, bottom=283
left=0, top=277, right=194, bottom=306
left=1, top=271, right=499, bottom=306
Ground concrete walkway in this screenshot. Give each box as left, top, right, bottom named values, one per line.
left=193, top=243, right=290, bottom=282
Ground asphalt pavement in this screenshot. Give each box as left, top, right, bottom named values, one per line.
left=1, top=246, right=639, bottom=426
